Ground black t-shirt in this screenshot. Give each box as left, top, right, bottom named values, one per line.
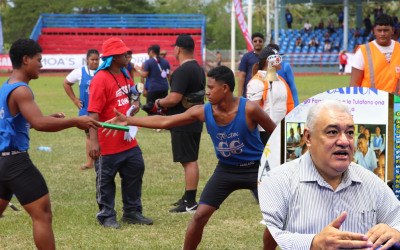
left=167, top=60, right=205, bottom=132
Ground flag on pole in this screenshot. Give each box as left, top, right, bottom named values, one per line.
left=233, top=0, right=253, bottom=52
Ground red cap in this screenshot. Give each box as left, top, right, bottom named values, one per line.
left=101, top=37, right=131, bottom=57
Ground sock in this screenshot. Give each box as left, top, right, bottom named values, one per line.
left=185, top=189, right=197, bottom=204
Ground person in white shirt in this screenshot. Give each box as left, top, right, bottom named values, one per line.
left=286, top=128, right=298, bottom=145
left=373, top=125, right=385, bottom=154
left=62, top=49, right=100, bottom=170
left=261, top=100, right=400, bottom=250
left=304, top=20, right=312, bottom=32
left=353, top=133, right=377, bottom=172
left=350, top=14, right=400, bottom=93
left=246, top=47, right=294, bottom=145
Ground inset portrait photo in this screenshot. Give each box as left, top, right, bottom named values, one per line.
left=258, top=87, right=400, bottom=250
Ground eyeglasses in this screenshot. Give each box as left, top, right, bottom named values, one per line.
left=253, top=39, right=264, bottom=44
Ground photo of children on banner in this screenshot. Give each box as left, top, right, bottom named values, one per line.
left=286, top=122, right=308, bottom=161
left=353, top=124, right=386, bottom=181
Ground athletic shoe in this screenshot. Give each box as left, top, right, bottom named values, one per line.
left=103, top=218, right=121, bottom=229
left=169, top=202, right=198, bottom=213
left=171, top=195, right=185, bottom=206
left=120, top=211, right=153, bottom=225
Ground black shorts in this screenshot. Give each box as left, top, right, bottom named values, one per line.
left=170, top=131, right=201, bottom=162
left=146, top=90, right=169, bottom=104
left=0, top=153, right=48, bottom=206
left=199, top=160, right=259, bottom=209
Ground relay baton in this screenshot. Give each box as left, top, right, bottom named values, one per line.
left=99, top=122, right=129, bottom=132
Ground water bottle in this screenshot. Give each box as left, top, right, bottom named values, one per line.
left=37, top=146, right=52, bottom=152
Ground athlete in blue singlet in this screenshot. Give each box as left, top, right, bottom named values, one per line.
left=63, top=49, right=99, bottom=170
left=104, top=66, right=276, bottom=250
left=0, top=39, right=100, bottom=250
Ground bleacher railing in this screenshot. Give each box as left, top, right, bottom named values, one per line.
left=30, top=16, right=43, bottom=42
left=29, top=14, right=206, bottom=68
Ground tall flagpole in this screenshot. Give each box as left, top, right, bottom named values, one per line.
left=248, top=0, right=252, bottom=35
left=231, top=2, right=236, bottom=72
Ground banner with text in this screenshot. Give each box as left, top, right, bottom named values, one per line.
left=0, top=53, right=149, bottom=71
left=233, top=0, right=253, bottom=52
left=394, top=96, right=400, bottom=198
left=259, top=87, right=390, bottom=186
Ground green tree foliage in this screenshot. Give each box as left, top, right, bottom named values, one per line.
left=1, top=0, right=399, bottom=49
left=1, top=0, right=152, bottom=44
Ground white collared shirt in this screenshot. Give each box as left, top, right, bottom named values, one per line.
left=259, top=151, right=400, bottom=250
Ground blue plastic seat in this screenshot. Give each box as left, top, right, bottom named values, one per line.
left=306, top=54, right=315, bottom=66
left=329, top=55, right=337, bottom=67
left=313, top=54, right=322, bottom=66
left=299, top=55, right=307, bottom=67
left=292, top=54, right=300, bottom=67
left=301, top=46, right=309, bottom=53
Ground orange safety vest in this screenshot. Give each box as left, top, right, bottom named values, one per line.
left=359, top=41, right=400, bottom=94
left=250, top=72, right=294, bottom=115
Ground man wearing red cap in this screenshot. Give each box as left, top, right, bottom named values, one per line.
left=88, top=37, right=153, bottom=228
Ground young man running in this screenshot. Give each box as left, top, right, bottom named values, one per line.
left=0, top=38, right=100, bottom=249
left=104, top=66, right=276, bottom=249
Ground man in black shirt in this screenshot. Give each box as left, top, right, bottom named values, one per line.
left=155, top=34, right=205, bottom=213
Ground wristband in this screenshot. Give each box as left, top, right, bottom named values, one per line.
left=157, top=99, right=163, bottom=109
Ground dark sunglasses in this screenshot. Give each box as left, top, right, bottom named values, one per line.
left=253, top=39, right=264, bottom=43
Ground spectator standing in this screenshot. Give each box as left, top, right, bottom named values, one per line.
left=363, top=15, right=373, bottom=37
left=136, top=45, right=170, bottom=104
left=286, top=9, right=293, bottom=29
left=339, top=50, right=347, bottom=75
left=350, top=14, right=400, bottom=93
left=338, top=10, right=344, bottom=27
left=392, top=13, right=398, bottom=25
left=154, top=34, right=206, bottom=213
left=315, top=20, right=324, bottom=30
left=216, top=51, right=222, bottom=66
left=63, top=49, right=100, bottom=170
left=304, top=20, right=312, bottom=33
left=88, top=37, right=153, bottom=228
left=238, top=32, right=265, bottom=97
left=327, top=20, right=335, bottom=33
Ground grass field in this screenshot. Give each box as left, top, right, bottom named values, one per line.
left=0, top=75, right=350, bottom=249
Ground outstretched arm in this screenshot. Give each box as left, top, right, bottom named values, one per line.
left=105, top=105, right=205, bottom=132
left=246, top=100, right=276, bottom=134
left=9, top=86, right=100, bottom=132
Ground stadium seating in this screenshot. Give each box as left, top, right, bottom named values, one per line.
left=275, top=27, right=371, bottom=68
left=37, top=28, right=203, bottom=70
left=30, top=14, right=206, bottom=70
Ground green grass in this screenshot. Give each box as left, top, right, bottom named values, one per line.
left=0, top=75, right=349, bottom=249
